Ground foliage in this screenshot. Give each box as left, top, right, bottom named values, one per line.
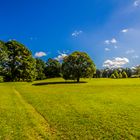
left=62, top=51, right=96, bottom=82
left=131, top=75, right=140, bottom=78
left=110, top=74, right=116, bottom=79
left=125, top=68, right=132, bottom=77
left=135, top=65, right=140, bottom=76
left=35, top=58, right=46, bottom=80
left=44, top=58, right=61, bottom=78
left=122, top=71, right=128, bottom=78
left=94, top=69, right=102, bottom=78
left=0, top=76, right=4, bottom=82
left=99, top=68, right=133, bottom=79
left=119, top=72, right=122, bottom=78
left=4, top=40, right=36, bottom=81
left=0, top=41, right=9, bottom=76
left=114, top=70, right=119, bottom=78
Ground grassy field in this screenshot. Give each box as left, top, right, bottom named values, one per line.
left=0, top=78, right=140, bottom=140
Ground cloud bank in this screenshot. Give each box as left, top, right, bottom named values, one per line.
left=54, top=51, right=68, bottom=61
left=103, top=57, right=129, bottom=68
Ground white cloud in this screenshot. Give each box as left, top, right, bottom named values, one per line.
left=121, top=29, right=129, bottom=33
left=105, top=48, right=110, bottom=51
left=104, top=38, right=117, bottom=45
left=72, top=30, right=83, bottom=37
left=103, top=57, right=129, bottom=68
left=126, top=49, right=135, bottom=54
left=134, top=0, right=140, bottom=7
left=104, top=40, right=110, bottom=45
left=110, top=38, right=117, bottom=44
left=54, top=51, right=68, bottom=61
left=35, top=52, right=47, bottom=57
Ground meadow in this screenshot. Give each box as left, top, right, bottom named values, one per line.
left=0, top=78, right=140, bottom=140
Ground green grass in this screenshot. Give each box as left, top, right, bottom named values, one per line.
left=0, top=78, right=140, bottom=139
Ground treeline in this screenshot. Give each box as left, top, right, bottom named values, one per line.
left=94, top=67, right=140, bottom=78
left=0, top=40, right=140, bottom=82
left=0, top=40, right=62, bottom=82
left=0, top=40, right=96, bottom=82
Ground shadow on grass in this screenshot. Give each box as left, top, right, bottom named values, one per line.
left=33, top=81, right=87, bottom=86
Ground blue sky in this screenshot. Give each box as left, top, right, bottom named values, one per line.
left=0, top=0, right=140, bottom=68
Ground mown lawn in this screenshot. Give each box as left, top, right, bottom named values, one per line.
left=0, top=78, right=140, bottom=140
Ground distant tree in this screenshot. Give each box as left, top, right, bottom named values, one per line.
left=124, top=68, right=132, bottom=78
left=62, top=51, right=96, bottom=82
left=119, top=72, right=122, bottom=78
left=94, top=69, right=102, bottom=78
left=35, top=58, right=46, bottom=80
left=114, top=70, right=119, bottom=79
left=122, top=71, right=128, bottom=78
left=135, top=65, right=140, bottom=76
left=110, top=74, right=116, bottom=79
left=5, top=40, right=36, bottom=81
left=102, top=69, right=109, bottom=78
left=44, top=58, right=61, bottom=78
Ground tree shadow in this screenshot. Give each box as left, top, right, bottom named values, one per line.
left=32, top=81, right=87, bottom=86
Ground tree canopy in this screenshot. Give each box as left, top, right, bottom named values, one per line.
left=35, top=58, right=46, bottom=80
left=0, top=41, right=9, bottom=76
left=44, top=58, right=61, bottom=78
left=0, top=40, right=36, bottom=81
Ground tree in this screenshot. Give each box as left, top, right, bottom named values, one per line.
left=62, top=51, right=96, bottom=82
left=94, top=69, right=102, bottom=78
left=135, top=65, right=140, bottom=76
left=44, top=58, right=61, bottom=78
left=119, top=72, right=122, bottom=78
left=125, top=68, right=132, bottom=78
left=35, top=58, right=46, bottom=80
left=5, top=40, right=36, bottom=81
left=110, top=74, right=116, bottom=79
left=102, top=68, right=113, bottom=78
left=122, top=71, right=128, bottom=78
left=0, top=41, right=9, bottom=77
left=114, top=70, right=119, bottom=79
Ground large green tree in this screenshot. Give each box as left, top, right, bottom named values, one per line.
left=5, top=40, right=36, bottom=81
left=44, top=58, right=61, bottom=78
left=0, top=41, right=9, bottom=77
left=62, top=51, right=96, bottom=82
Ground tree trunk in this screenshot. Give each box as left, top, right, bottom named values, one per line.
left=77, top=77, right=80, bottom=83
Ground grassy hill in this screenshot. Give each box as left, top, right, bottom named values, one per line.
left=0, top=78, right=140, bottom=139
